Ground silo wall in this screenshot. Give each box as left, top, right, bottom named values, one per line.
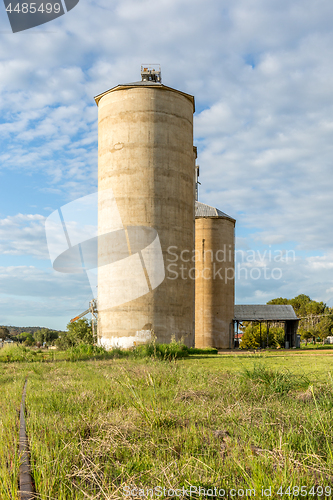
left=195, top=217, right=235, bottom=349
left=97, top=85, right=195, bottom=348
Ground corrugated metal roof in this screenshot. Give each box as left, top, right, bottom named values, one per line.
left=234, top=304, right=298, bottom=321
left=195, top=201, right=235, bottom=221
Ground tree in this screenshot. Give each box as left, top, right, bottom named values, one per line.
left=267, top=294, right=327, bottom=318
left=298, top=327, right=313, bottom=345
left=17, top=332, right=35, bottom=346
left=314, top=315, right=333, bottom=344
left=56, top=318, right=94, bottom=350
left=267, top=297, right=289, bottom=305
left=33, top=328, right=58, bottom=345
left=0, top=327, right=10, bottom=340
left=268, top=294, right=315, bottom=317
left=271, top=326, right=285, bottom=347
left=239, top=324, right=260, bottom=350
left=289, top=295, right=312, bottom=317
left=239, top=323, right=285, bottom=350
left=24, top=334, right=35, bottom=346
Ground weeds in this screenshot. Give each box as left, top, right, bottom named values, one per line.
left=241, top=363, right=310, bottom=394
left=0, top=341, right=216, bottom=364
left=117, top=370, right=182, bottom=429
left=0, top=344, right=38, bottom=363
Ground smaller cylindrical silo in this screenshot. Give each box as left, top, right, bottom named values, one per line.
left=195, top=202, right=236, bottom=349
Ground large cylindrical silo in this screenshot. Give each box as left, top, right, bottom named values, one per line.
left=195, top=202, right=236, bottom=349
left=95, top=73, right=195, bottom=348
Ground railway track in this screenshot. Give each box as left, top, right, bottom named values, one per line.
left=19, top=378, right=34, bottom=500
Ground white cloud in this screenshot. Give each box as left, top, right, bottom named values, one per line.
left=0, top=213, right=48, bottom=258
left=236, top=250, right=333, bottom=307
left=1, top=0, right=333, bottom=322
left=0, top=265, right=90, bottom=298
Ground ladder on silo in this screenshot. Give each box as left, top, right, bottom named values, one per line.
left=70, top=299, right=98, bottom=340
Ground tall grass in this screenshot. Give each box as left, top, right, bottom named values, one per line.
left=241, top=363, right=310, bottom=394
left=0, top=342, right=218, bottom=364
left=20, top=357, right=333, bottom=498
left=0, top=344, right=40, bottom=363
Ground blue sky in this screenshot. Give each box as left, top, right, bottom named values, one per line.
left=1, top=0, right=333, bottom=329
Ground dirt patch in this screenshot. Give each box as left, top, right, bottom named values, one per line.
left=175, top=390, right=210, bottom=402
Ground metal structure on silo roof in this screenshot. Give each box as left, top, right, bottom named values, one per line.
left=195, top=201, right=236, bottom=349
left=94, top=67, right=196, bottom=349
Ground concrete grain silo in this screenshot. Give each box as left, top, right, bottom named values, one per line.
left=195, top=202, right=236, bottom=349
left=94, top=66, right=196, bottom=348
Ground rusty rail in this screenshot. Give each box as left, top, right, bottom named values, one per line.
left=19, top=378, right=34, bottom=500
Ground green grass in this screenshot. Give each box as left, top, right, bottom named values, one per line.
left=301, top=343, right=333, bottom=349
left=2, top=351, right=333, bottom=498
left=240, top=363, right=310, bottom=394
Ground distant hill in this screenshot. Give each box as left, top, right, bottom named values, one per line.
left=2, top=326, right=65, bottom=336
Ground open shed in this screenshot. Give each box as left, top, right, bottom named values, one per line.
left=234, top=304, right=300, bottom=348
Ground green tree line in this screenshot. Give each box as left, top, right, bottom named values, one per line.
left=0, top=320, right=94, bottom=349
